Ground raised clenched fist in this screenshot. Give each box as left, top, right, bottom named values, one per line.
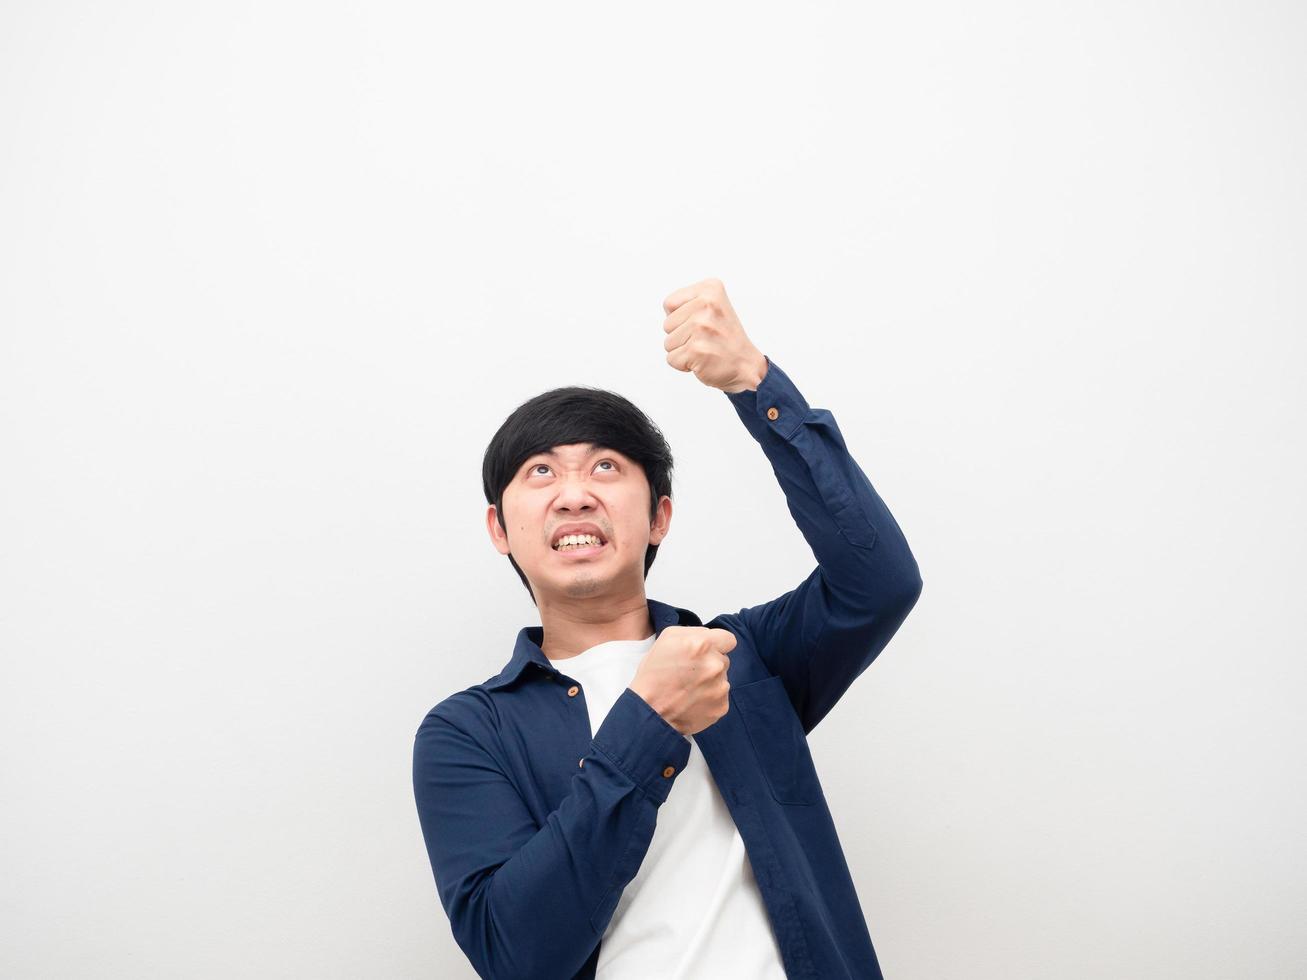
left=661, top=278, right=769, bottom=394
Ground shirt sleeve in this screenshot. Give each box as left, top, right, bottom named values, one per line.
left=714, top=354, right=924, bottom=735
left=412, top=685, right=692, bottom=980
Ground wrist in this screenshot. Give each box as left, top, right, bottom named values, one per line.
left=736, top=351, right=769, bottom=393
left=630, top=681, right=668, bottom=722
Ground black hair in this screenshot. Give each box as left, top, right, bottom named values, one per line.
left=481, top=385, right=674, bottom=605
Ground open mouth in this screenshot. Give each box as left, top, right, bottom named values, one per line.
left=552, top=535, right=607, bottom=558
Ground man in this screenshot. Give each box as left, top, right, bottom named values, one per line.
left=413, top=278, right=923, bottom=979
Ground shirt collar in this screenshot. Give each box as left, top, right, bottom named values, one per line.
left=484, top=596, right=702, bottom=690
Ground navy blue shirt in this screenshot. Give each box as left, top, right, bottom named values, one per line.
left=413, top=356, right=923, bottom=979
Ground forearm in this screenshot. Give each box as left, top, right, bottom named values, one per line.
left=413, top=688, right=691, bottom=979
left=725, top=354, right=922, bottom=603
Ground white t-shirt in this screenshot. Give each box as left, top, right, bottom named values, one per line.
left=554, top=634, right=788, bottom=979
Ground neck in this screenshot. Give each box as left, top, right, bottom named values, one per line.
left=537, top=592, right=656, bottom=661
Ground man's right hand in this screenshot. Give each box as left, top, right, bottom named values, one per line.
left=629, top=626, right=737, bottom=737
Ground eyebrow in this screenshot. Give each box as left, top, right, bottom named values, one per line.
left=534, top=444, right=603, bottom=460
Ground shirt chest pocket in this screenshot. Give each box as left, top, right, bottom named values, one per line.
left=732, top=674, right=822, bottom=806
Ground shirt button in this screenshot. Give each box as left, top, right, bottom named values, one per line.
left=567, top=685, right=580, bottom=697
left=662, top=765, right=676, bottom=778
left=766, top=406, right=779, bottom=421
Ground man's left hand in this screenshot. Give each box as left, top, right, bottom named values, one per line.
left=662, top=278, right=768, bottom=394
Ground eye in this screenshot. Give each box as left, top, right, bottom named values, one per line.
left=527, top=459, right=617, bottom=478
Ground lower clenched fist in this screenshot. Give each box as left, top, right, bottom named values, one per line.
left=629, top=625, right=737, bottom=737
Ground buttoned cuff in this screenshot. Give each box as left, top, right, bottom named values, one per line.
left=591, top=687, right=693, bottom=805
left=725, top=355, right=808, bottom=442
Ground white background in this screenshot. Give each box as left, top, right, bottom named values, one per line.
left=2, top=2, right=1304, bottom=978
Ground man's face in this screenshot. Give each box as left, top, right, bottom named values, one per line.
left=487, top=442, right=672, bottom=602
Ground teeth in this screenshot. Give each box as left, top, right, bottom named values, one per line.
left=555, top=533, right=602, bottom=550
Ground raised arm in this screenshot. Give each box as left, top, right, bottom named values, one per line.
left=714, top=354, right=924, bottom=734
left=413, top=687, right=692, bottom=979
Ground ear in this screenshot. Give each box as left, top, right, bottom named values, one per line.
left=486, top=504, right=512, bottom=557
left=648, top=494, right=673, bottom=547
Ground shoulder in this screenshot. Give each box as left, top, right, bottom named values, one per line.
left=414, top=683, right=500, bottom=744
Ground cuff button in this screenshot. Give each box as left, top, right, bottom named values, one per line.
left=766, top=407, right=779, bottom=420
left=662, top=765, right=676, bottom=778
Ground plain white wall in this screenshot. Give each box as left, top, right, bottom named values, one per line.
left=2, top=2, right=1303, bottom=977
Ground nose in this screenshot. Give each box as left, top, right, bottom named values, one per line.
left=553, top=473, right=600, bottom=512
